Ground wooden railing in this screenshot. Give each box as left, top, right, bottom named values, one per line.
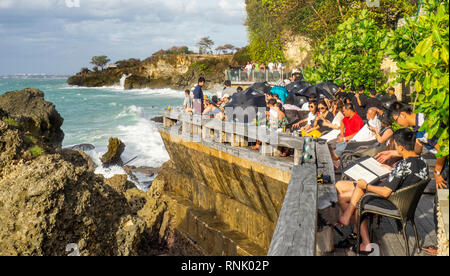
left=162, top=109, right=305, bottom=165
left=160, top=109, right=337, bottom=256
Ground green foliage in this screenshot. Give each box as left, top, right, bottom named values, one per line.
left=30, top=146, right=44, bottom=158
left=90, top=56, right=111, bottom=69
left=115, top=58, right=141, bottom=68
left=23, top=135, right=37, bottom=144
left=3, top=117, right=21, bottom=128
left=189, top=58, right=221, bottom=75
left=304, top=10, right=387, bottom=90
left=233, top=47, right=251, bottom=66
left=388, top=0, right=449, bottom=157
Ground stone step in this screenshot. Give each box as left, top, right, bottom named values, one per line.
left=167, top=193, right=267, bottom=256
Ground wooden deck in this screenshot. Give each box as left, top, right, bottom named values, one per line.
left=329, top=193, right=437, bottom=256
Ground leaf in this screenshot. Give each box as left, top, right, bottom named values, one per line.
left=414, top=81, right=422, bottom=93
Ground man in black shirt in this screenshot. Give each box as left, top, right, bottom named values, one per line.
left=352, top=85, right=368, bottom=120
left=380, top=87, right=398, bottom=103
left=365, top=89, right=383, bottom=113
left=335, top=84, right=347, bottom=100
left=335, top=128, right=429, bottom=254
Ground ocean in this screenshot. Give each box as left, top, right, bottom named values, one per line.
left=0, top=77, right=193, bottom=190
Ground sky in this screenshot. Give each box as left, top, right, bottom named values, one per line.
left=0, top=0, right=248, bottom=75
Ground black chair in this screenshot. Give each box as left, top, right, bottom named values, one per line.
left=356, top=178, right=431, bottom=256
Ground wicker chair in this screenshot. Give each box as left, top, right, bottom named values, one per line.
left=355, top=178, right=431, bottom=256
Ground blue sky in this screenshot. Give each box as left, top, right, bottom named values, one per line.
left=0, top=0, right=247, bottom=75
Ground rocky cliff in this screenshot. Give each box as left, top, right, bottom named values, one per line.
left=0, top=89, right=199, bottom=256
left=67, top=54, right=235, bottom=90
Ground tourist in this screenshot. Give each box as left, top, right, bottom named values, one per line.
left=301, top=96, right=317, bottom=111
left=365, top=89, right=383, bottom=114
left=321, top=100, right=345, bottom=142
left=222, top=80, right=236, bottom=97
left=381, top=87, right=398, bottom=102
left=270, top=81, right=289, bottom=104
left=335, top=84, right=347, bottom=100
left=293, top=101, right=317, bottom=131
left=245, top=62, right=253, bottom=81
left=376, top=102, right=447, bottom=189
left=268, top=61, right=275, bottom=73
left=334, top=128, right=429, bottom=255
left=193, top=77, right=205, bottom=114
left=330, top=103, right=364, bottom=161
left=203, top=95, right=224, bottom=120
left=313, top=100, right=335, bottom=136
left=237, top=86, right=243, bottom=93
left=352, top=85, right=368, bottom=120
left=184, top=89, right=193, bottom=113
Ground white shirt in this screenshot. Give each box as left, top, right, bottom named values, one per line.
left=268, top=62, right=275, bottom=72
left=306, top=112, right=316, bottom=125
left=351, top=117, right=381, bottom=142
left=245, top=64, right=253, bottom=72
left=301, top=102, right=309, bottom=111
left=321, top=112, right=344, bottom=142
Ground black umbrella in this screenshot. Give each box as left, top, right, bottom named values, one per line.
left=249, top=82, right=272, bottom=94
left=303, top=85, right=334, bottom=100
left=224, top=88, right=266, bottom=123
left=285, top=93, right=308, bottom=108
left=316, top=82, right=339, bottom=97
left=286, top=80, right=311, bottom=94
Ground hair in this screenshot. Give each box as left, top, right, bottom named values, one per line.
left=389, top=87, right=395, bottom=92
left=388, top=101, right=413, bottom=120
left=344, top=103, right=355, bottom=112
left=267, top=99, right=277, bottom=106
left=224, top=80, right=231, bottom=87
left=198, top=77, right=206, bottom=83
left=274, top=94, right=280, bottom=99
left=317, top=100, right=328, bottom=109
left=276, top=102, right=285, bottom=113
left=350, top=86, right=356, bottom=92
left=380, top=113, right=393, bottom=126
left=285, top=96, right=294, bottom=105
left=237, top=87, right=243, bottom=92
left=370, top=89, right=377, bottom=96
left=358, top=85, right=365, bottom=92
left=266, top=92, right=274, bottom=97
left=185, top=89, right=190, bottom=95
left=393, top=128, right=417, bottom=151
left=211, top=95, right=219, bottom=105
left=334, top=99, right=344, bottom=113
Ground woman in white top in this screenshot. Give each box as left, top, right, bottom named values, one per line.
left=321, top=100, right=345, bottom=142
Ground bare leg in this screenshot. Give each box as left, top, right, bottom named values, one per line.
left=336, top=181, right=355, bottom=213
left=339, top=186, right=364, bottom=226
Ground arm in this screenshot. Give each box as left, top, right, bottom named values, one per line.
left=375, top=150, right=402, bottom=164
left=372, top=127, right=393, bottom=144
left=357, top=180, right=393, bottom=198
left=434, top=144, right=448, bottom=189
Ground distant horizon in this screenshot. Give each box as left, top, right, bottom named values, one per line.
left=0, top=0, right=247, bottom=75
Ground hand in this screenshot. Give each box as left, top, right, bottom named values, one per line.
left=375, top=151, right=395, bottom=164
left=337, top=136, right=345, bottom=143
left=357, top=179, right=368, bottom=190
left=369, top=126, right=378, bottom=134
left=435, top=174, right=448, bottom=190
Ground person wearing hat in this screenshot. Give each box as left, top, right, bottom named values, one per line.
left=270, top=80, right=289, bottom=104
left=222, top=80, right=236, bottom=97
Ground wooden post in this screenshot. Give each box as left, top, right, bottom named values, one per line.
left=294, top=148, right=302, bottom=166
left=261, top=143, right=274, bottom=156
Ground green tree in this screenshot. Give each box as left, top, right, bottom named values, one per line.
left=304, top=10, right=387, bottom=90
left=388, top=0, right=449, bottom=157
left=90, top=56, right=110, bottom=70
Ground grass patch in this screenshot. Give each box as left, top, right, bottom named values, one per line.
left=30, top=146, right=44, bottom=157
left=24, top=135, right=37, bottom=144
left=3, top=117, right=21, bottom=128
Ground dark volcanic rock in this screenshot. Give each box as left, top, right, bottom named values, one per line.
left=101, top=138, right=126, bottom=167
left=0, top=88, right=64, bottom=148
left=67, top=70, right=123, bottom=87
left=124, top=75, right=152, bottom=90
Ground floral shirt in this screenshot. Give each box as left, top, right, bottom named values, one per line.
left=384, top=157, right=429, bottom=192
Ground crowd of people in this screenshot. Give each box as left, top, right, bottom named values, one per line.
left=180, top=75, right=448, bottom=256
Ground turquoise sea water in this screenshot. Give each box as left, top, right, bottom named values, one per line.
left=0, top=78, right=188, bottom=187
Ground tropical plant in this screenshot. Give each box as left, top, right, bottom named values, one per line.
left=304, top=9, right=387, bottom=90
left=388, top=0, right=449, bottom=157
left=197, top=37, right=215, bottom=54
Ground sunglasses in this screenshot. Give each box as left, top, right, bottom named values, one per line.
left=319, top=107, right=327, bottom=110
left=309, top=105, right=315, bottom=108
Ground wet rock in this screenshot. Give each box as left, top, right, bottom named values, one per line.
left=116, top=215, right=147, bottom=256
left=150, top=116, right=164, bottom=124
left=101, top=138, right=125, bottom=167
left=0, top=88, right=64, bottom=148
left=124, top=75, right=152, bottom=90
left=68, top=144, right=95, bottom=152
left=67, top=69, right=122, bottom=87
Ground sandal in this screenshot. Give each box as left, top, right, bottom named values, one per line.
left=350, top=246, right=374, bottom=256
left=335, top=233, right=357, bottom=249
left=422, top=246, right=438, bottom=255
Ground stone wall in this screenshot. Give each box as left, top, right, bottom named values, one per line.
left=152, top=130, right=291, bottom=255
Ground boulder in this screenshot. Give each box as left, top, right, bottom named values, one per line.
left=124, top=75, right=152, bottom=90
left=0, top=88, right=64, bottom=148
left=101, top=138, right=125, bottom=167
left=104, top=174, right=135, bottom=194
